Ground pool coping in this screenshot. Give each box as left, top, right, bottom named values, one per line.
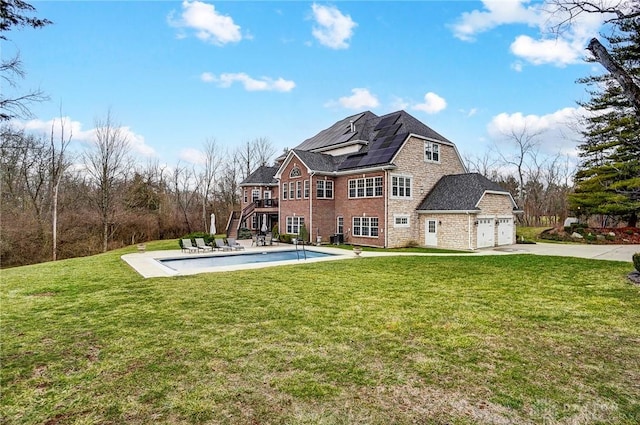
left=121, top=245, right=360, bottom=278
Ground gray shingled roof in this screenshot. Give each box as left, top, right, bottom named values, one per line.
left=418, top=173, right=511, bottom=211
left=240, top=165, right=279, bottom=186
left=291, top=150, right=338, bottom=173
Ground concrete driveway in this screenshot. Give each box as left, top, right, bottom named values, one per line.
left=493, top=242, right=639, bottom=263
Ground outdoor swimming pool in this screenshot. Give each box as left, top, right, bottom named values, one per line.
left=158, top=249, right=337, bottom=272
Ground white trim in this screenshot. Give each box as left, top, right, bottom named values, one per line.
left=309, top=139, right=368, bottom=153
left=417, top=209, right=479, bottom=214
left=393, top=214, right=410, bottom=228
left=389, top=173, right=413, bottom=200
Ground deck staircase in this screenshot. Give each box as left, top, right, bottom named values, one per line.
left=226, top=211, right=241, bottom=238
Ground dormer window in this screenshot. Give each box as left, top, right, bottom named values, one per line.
left=424, top=141, right=440, bottom=163
left=290, top=167, right=301, bottom=178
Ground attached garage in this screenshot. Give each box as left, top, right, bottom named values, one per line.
left=416, top=173, right=521, bottom=251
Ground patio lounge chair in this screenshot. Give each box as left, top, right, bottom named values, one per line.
left=181, top=239, right=198, bottom=254
left=215, top=238, right=232, bottom=252
left=227, top=238, right=245, bottom=250
left=195, top=238, right=213, bottom=252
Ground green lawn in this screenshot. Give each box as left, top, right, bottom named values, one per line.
left=1, top=242, right=639, bottom=424
left=516, top=226, right=553, bottom=242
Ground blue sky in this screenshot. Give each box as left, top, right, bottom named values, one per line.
left=6, top=1, right=612, bottom=166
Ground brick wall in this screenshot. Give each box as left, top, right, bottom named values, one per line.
left=279, top=159, right=311, bottom=237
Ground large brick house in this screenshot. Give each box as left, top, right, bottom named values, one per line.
left=234, top=110, right=519, bottom=250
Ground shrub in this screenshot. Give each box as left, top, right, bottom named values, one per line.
left=404, top=240, right=419, bottom=248
left=272, top=224, right=279, bottom=238
left=280, top=234, right=293, bottom=244
left=633, top=253, right=640, bottom=273
left=299, top=224, right=309, bottom=243
left=237, top=227, right=252, bottom=239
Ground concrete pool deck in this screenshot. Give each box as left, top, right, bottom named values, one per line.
left=122, top=242, right=638, bottom=278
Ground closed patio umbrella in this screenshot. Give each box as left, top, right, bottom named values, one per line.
left=210, top=213, right=216, bottom=235
left=261, top=214, right=268, bottom=233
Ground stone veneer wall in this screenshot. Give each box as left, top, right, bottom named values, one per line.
left=419, top=214, right=475, bottom=250
left=387, top=136, right=466, bottom=248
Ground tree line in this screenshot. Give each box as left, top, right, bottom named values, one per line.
left=0, top=115, right=276, bottom=267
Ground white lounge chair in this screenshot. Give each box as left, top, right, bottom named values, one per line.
left=227, top=238, right=245, bottom=250
left=215, top=238, right=232, bottom=252
left=181, top=239, right=198, bottom=253
left=195, top=238, right=213, bottom=252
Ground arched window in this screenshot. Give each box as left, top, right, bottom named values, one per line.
left=289, top=167, right=301, bottom=178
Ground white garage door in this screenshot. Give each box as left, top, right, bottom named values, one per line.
left=497, top=218, right=514, bottom=245
left=477, top=218, right=495, bottom=248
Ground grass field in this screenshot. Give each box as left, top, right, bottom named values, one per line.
left=1, top=241, right=639, bottom=424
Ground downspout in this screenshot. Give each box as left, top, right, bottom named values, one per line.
left=384, top=170, right=388, bottom=248
left=467, top=212, right=472, bottom=250
left=309, top=172, right=315, bottom=243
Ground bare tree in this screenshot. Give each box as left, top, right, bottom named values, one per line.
left=83, top=111, right=131, bottom=252
left=199, top=138, right=222, bottom=233
left=0, top=54, right=48, bottom=121
left=545, top=0, right=640, bottom=116
left=49, top=113, right=72, bottom=261
left=171, top=162, right=201, bottom=233
left=235, top=137, right=276, bottom=181
left=0, top=1, right=52, bottom=121
left=253, top=136, right=276, bottom=168
left=495, top=124, right=544, bottom=208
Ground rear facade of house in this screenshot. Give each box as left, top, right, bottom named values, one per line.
left=235, top=110, right=519, bottom=250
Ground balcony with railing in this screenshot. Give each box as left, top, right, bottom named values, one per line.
left=250, top=198, right=279, bottom=211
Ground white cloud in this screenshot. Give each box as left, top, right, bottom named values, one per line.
left=331, top=88, right=379, bottom=110
left=200, top=72, right=295, bottom=92
left=487, top=107, right=588, bottom=156
left=310, top=3, right=357, bottom=49
left=451, top=0, right=541, bottom=41
left=168, top=0, right=242, bottom=46
left=413, top=92, right=447, bottom=114
left=510, top=35, right=582, bottom=66
left=451, top=0, right=607, bottom=67
left=179, top=147, right=206, bottom=165
left=14, top=117, right=156, bottom=157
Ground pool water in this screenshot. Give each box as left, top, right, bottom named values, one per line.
left=159, top=249, right=336, bottom=272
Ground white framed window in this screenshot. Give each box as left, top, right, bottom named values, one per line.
left=251, top=215, right=258, bottom=229
left=243, top=190, right=248, bottom=203
left=290, top=167, right=301, bottom=178
left=289, top=183, right=295, bottom=200
left=286, top=216, right=305, bottom=234
left=304, top=180, right=310, bottom=199
left=348, top=177, right=382, bottom=198
left=394, top=214, right=410, bottom=227
left=252, top=189, right=260, bottom=202
left=337, top=216, right=344, bottom=234
left=296, top=181, right=302, bottom=199
left=391, top=175, right=412, bottom=198
left=316, top=180, right=334, bottom=199
left=424, top=141, right=440, bottom=163
left=264, top=190, right=271, bottom=199
left=352, top=216, right=379, bottom=237
left=282, top=183, right=288, bottom=199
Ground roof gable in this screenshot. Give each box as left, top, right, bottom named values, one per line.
left=418, top=173, right=514, bottom=211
